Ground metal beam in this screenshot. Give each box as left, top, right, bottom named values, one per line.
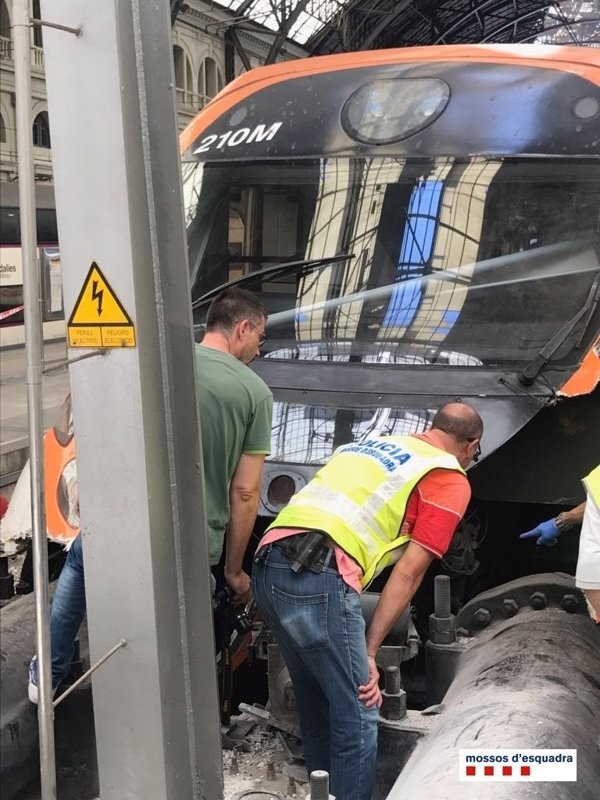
left=358, top=1, right=414, bottom=51
left=170, top=0, right=187, bottom=27
left=39, top=1, right=222, bottom=798
left=265, top=0, right=311, bottom=65
left=433, top=0, right=548, bottom=45
left=225, top=25, right=252, bottom=79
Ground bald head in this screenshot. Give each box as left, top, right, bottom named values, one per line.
left=431, top=402, right=483, bottom=444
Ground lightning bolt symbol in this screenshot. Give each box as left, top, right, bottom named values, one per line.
left=91, top=280, right=104, bottom=317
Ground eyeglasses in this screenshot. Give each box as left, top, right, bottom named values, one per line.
left=248, top=321, right=267, bottom=346
left=471, top=441, right=481, bottom=463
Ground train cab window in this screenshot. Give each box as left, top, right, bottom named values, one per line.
left=183, top=155, right=598, bottom=369
left=183, top=159, right=318, bottom=304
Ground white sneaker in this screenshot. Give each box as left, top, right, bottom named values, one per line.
left=28, top=656, right=58, bottom=705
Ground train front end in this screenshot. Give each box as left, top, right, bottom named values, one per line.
left=180, top=44, right=600, bottom=798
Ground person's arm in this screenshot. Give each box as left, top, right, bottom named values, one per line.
left=559, top=502, right=586, bottom=528
left=519, top=501, right=586, bottom=546
left=366, top=541, right=434, bottom=657
left=224, top=452, right=265, bottom=602
left=358, top=542, right=434, bottom=706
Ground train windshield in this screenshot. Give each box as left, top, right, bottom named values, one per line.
left=182, top=157, right=600, bottom=368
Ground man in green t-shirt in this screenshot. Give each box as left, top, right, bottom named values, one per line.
left=195, top=288, right=273, bottom=603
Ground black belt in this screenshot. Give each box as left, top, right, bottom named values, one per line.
left=255, top=530, right=338, bottom=574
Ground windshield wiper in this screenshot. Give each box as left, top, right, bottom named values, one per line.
left=519, top=271, right=600, bottom=386
left=191, top=255, right=354, bottom=311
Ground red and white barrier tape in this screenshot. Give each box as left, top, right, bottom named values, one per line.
left=0, top=304, right=24, bottom=321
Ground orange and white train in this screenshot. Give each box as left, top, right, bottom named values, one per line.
left=180, top=43, right=600, bottom=587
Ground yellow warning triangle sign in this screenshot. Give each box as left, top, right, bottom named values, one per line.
left=69, top=262, right=133, bottom=326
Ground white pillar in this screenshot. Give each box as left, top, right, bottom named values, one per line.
left=39, top=1, right=222, bottom=797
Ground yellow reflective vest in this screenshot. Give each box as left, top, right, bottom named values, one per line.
left=268, top=434, right=465, bottom=588
left=583, top=465, right=600, bottom=508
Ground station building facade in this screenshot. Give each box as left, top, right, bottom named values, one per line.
left=0, top=0, right=305, bottom=182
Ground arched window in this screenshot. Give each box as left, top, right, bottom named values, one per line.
left=0, top=112, right=6, bottom=143
left=172, top=45, right=185, bottom=89
left=173, top=44, right=194, bottom=104
left=200, top=57, right=223, bottom=101
left=32, top=111, right=51, bottom=147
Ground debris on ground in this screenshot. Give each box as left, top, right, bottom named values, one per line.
left=223, top=714, right=308, bottom=800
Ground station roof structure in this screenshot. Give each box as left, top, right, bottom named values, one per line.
left=202, top=0, right=599, bottom=60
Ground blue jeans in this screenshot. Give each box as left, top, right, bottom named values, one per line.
left=253, top=545, right=379, bottom=800
left=49, top=534, right=86, bottom=686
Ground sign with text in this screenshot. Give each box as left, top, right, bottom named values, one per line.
left=68, top=262, right=136, bottom=348
left=460, top=749, right=577, bottom=782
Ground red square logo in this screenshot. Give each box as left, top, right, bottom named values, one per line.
left=521, top=766, right=531, bottom=776
left=502, top=766, right=512, bottom=776
left=484, top=766, right=494, bottom=776
left=466, top=766, right=476, bottom=776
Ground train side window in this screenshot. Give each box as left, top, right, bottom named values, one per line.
left=0, top=207, right=20, bottom=244
left=36, top=208, right=58, bottom=244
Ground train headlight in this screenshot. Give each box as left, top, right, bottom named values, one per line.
left=342, top=78, right=450, bottom=145
left=267, top=475, right=297, bottom=508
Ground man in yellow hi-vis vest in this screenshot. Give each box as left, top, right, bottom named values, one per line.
left=520, top=464, right=600, bottom=622
left=252, top=402, right=483, bottom=800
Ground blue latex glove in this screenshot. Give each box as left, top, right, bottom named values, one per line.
left=519, top=518, right=560, bottom=546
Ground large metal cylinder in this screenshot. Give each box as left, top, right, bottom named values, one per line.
left=386, top=609, right=600, bottom=800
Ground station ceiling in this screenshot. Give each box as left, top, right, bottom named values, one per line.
left=199, top=0, right=599, bottom=60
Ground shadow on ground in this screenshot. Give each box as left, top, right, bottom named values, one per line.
left=19, top=686, right=98, bottom=800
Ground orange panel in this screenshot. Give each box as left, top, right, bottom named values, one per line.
left=559, top=338, right=600, bottom=397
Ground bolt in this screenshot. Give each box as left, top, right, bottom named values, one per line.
left=385, top=666, right=401, bottom=694
left=287, top=776, right=297, bottom=796
left=309, top=770, right=330, bottom=800
left=434, top=574, right=451, bottom=618
left=382, top=666, right=407, bottom=721
left=501, top=598, right=519, bottom=618
left=529, top=592, right=547, bottom=610
left=561, top=594, right=579, bottom=613
left=266, top=760, right=276, bottom=781
left=472, top=608, right=491, bottom=628
left=230, top=752, right=238, bottom=775
left=429, top=612, right=456, bottom=644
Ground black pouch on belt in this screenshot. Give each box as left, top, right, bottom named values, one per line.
left=283, top=530, right=335, bottom=574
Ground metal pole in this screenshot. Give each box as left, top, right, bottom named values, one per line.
left=12, top=1, right=57, bottom=798
left=53, top=639, right=126, bottom=709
